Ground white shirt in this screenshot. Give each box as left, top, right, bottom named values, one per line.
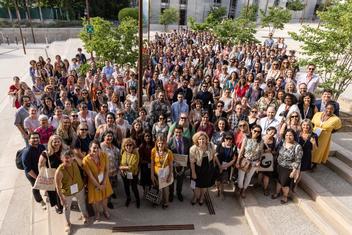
left=297, top=73, right=320, bottom=93
left=259, top=117, right=280, bottom=135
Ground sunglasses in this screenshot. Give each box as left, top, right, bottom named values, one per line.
left=251, top=110, right=258, bottom=113
left=80, top=128, right=88, bottom=131
left=159, top=117, right=165, bottom=120
left=225, top=138, right=232, bottom=140
left=291, top=115, right=299, bottom=118
left=71, top=114, right=78, bottom=117
left=81, top=106, right=88, bottom=109
left=308, top=67, right=315, bottom=71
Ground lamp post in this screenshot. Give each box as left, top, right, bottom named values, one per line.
left=138, top=0, right=143, bottom=108
left=13, top=0, right=26, bottom=54
left=85, top=0, right=94, bottom=60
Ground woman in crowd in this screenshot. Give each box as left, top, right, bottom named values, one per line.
left=55, top=150, right=89, bottom=233
left=83, top=140, right=113, bottom=220
left=190, top=131, right=217, bottom=205
left=152, top=114, right=169, bottom=140
left=298, top=92, right=317, bottom=120
left=151, top=135, right=174, bottom=209
left=189, top=99, right=203, bottom=126
left=38, top=135, right=64, bottom=213
left=56, top=115, right=76, bottom=148
left=194, top=111, right=214, bottom=140
left=311, top=101, right=342, bottom=167
left=279, top=111, right=302, bottom=141
left=139, top=131, right=154, bottom=193
left=119, top=138, right=140, bottom=208
left=257, top=90, right=278, bottom=118
left=136, top=107, right=152, bottom=131
left=215, top=133, right=237, bottom=199
left=35, top=115, right=55, bottom=146
left=49, top=106, right=64, bottom=130
left=236, top=125, right=264, bottom=198
left=219, top=88, right=234, bottom=113
left=234, top=76, right=249, bottom=101
left=267, top=61, right=281, bottom=80
left=211, top=117, right=230, bottom=146
left=108, top=92, right=123, bottom=114
left=41, top=96, right=55, bottom=118
left=272, top=129, right=303, bottom=204
left=261, top=127, right=278, bottom=196
left=73, top=123, right=92, bottom=159
left=129, top=120, right=144, bottom=147
left=211, top=100, right=227, bottom=123
left=233, top=120, right=250, bottom=151
left=298, top=119, right=318, bottom=179
left=95, top=112, right=122, bottom=146
left=275, top=93, right=300, bottom=123
left=248, top=106, right=259, bottom=130
left=100, top=131, right=120, bottom=209
left=116, top=109, right=131, bottom=139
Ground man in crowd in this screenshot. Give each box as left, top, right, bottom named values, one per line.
left=171, top=93, right=189, bottom=123
left=14, top=95, right=31, bottom=145
left=297, top=64, right=320, bottom=93
left=315, top=89, right=340, bottom=116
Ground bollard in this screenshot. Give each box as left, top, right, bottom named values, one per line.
left=15, top=37, right=18, bottom=45
left=6, top=37, right=9, bottom=45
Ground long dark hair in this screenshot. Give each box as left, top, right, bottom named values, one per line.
left=247, top=124, right=262, bottom=143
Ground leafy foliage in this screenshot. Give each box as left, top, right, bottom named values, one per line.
left=118, top=7, right=138, bottom=21
left=80, top=17, right=138, bottom=66
left=159, top=7, right=179, bottom=31
left=239, top=4, right=258, bottom=22
left=213, top=18, right=259, bottom=44
left=289, top=0, right=352, bottom=100
left=286, top=0, right=305, bottom=11
left=260, top=6, right=292, bottom=34
left=206, top=6, right=227, bottom=25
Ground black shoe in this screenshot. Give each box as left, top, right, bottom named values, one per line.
left=162, top=204, right=168, bottom=209
left=177, top=194, right=184, bottom=202
left=125, top=198, right=131, bottom=207
left=112, top=193, right=117, bottom=199
left=55, top=207, right=63, bottom=214
left=152, top=203, right=158, bottom=208
left=107, top=201, right=114, bottom=209
left=136, top=201, right=140, bottom=209
left=169, top=194, right=174, bottom=202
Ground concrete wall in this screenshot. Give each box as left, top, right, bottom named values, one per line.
left=0, top=27, right=81, bottom=44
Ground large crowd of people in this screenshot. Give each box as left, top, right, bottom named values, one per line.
left=11, top=29, right=342, bottom=233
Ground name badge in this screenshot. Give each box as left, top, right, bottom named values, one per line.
left=127, top=171, right=133, bottom=179
left=314, top=128, right=322, bottom=137
left=98, top=172, right=104, bottom=183
left=190, top=180, right=196, bottom=190
left=70, top=183, right=78, bottom=194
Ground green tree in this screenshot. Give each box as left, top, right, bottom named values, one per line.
left=289, top=0, right=352, bottom=100
left=206, top=6, right=227, bottom=25
left=286, top=0, right=305, bottom=11
left=187, top=16, right=208, bottom=31
left=213, top=18, right=258, bottom=44
left=118, top=7, right=138, bottom=21
left=80, top=17, right=138, bottom=66
left=159, top=7, right=179, bottom=31
left=260, top=6, right=291, bottom=34
left=239, top=4, right=258, bottom=21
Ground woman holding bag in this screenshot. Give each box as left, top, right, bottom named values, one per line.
left=151, top=135, right=174, bottom=209
left=38, top=135, right=64, bottom=214
left=236, top=125, right=264, bottom=198
left=190, top=131, right=217, bottom=205
left=82, top=140, right=113, bottom=221
left=119, top=138, right=140, bottom=208
left=272, top=129, right=303, bottom=204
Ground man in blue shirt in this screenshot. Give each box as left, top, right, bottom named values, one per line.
left=102, top=61, right=114, bottom=79
left=22, top=132, right=46, bottom=209
left=171, top=93, right=189, bottom=123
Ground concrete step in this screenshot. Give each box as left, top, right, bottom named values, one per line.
left=293, top=188, right=345, bottom=235
left=326, top=157, right=352, bottom=184
left=330, top=141, right=352, bottom=168
left=238, top=188, right=321, bottom=235
left=299, top=172, right=352, bottom=234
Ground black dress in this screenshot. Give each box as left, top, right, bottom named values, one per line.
left=215, top=145, right=236, bottom=182
left=44, top=151, right=63, bottom=209
left=298, top=133, right=318, bottom=171
left=138, top=143, right=153, bottom=187
left=195, top=155, right=216, bottom=188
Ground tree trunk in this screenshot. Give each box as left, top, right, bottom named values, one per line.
left=7, top=7, right=13, bottom=22
left=38, top=6, right=43, bottom=23
left=264, top=0, right=269, bottom=15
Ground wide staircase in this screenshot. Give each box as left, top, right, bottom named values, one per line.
left=239, top=132, right=352, bottom=235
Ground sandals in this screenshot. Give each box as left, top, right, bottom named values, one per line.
left=264, top=189, right=270, bottom=196
left=280, top=197, right=288, bottom=204
left=103, top=211, right=110, bottom=220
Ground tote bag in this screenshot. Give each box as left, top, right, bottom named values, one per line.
left=33, top=153, right=56, bottom=191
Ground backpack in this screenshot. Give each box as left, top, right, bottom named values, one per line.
left=16, top=147, right=27, bottom=170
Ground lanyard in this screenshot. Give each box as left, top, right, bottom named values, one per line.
left=264, top=118, right=275, bottom=131
left=304, top=106, right=310, bottom=119
left=64, top=165, right=75, bottom=182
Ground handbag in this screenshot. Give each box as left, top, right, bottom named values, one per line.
left=238, top=157, right=252, bottom=173
left=145, top=186, right=162, bottom=205
left=157, top=153, right=174, bottom=189
left=33, top=152, right=56, bottom=191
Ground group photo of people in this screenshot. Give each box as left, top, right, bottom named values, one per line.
left=11, top=29, right=342, bottom=233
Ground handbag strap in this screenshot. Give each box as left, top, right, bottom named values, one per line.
left=161, top=151, right=169, bottom=169
left=42, top=151, right=52, bottom=169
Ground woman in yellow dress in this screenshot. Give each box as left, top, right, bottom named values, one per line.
left=83, top=140, right=113, bottom=220
left=311, top=101, right=342, bottom=167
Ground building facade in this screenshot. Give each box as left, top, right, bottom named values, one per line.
left=147, top=0, right=327, bottom=25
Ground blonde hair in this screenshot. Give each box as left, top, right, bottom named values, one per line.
left=47, top=135, right=63, bottom=156
left=121, top=138, right=136, bottom=153
left=301, top=119, right=313, bottom=133
left=192, top=131, right=209, bottom=146
left=154, top=135, right=167, bottom=151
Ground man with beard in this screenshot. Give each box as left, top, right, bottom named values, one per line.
left=14, top=95, right=32, bottom=146
left=172, top=77, right=193, bottom=106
